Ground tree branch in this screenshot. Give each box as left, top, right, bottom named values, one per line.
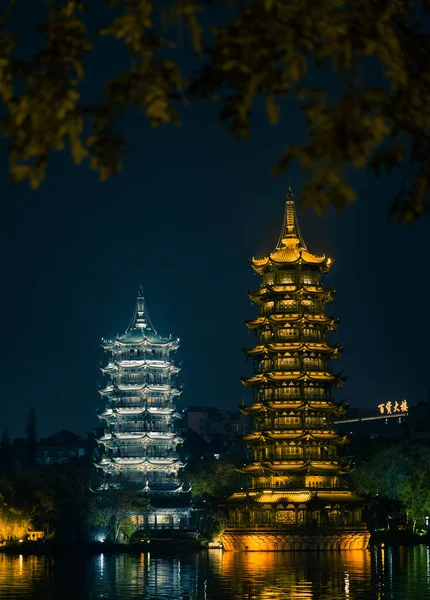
left=0, top=0, right=17, bottom=27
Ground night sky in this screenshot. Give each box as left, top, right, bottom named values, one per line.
left=1, top=13, right=429, bottom=438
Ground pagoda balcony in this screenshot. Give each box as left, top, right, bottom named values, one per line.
left=116, top=364, right=180, bottom=375
left=249, top=481, right=345, bottom=490
left=260, top=335, right=325, bottom=344
left=111, top=407, right=145, bottom=415
left=258, top=364, right=326, bottom=373
left=110, top=432, right=146, bottom=440
left=255, top=454, right=337, bottom=462
left=111, top=408, right=181, bottom=419
left=102, top=431, right=180, bottom=441
left=106, top=452, right=177, bottom=459
left=100, top=384, right=181, bottom=395
left=113, top=457, right=147, bottom=465
left=147, top=407, right=181, bottom=417
left=106, top=402, right=175, bottom=412
left=145, top=482, right=182, bottom=491
left=109, top=457, right=183, bottom=467
left=104, top=432, right=177, bottom=445
left=112, top=427, right=175, bottom=436
left=258, top=394, right=327, bottom=402
left=147, top=457, right=184, bottom=466
left=118, top=359, right=170, bottom=368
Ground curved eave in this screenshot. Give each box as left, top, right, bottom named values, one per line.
left=254, top=490, right=364, bottom=504
left=101, top=365, right=117, bottom=374
left=105, top=363, right=179, bottom=373
left=248, top=286, right=334, bottom=303
left=242, top=372, right=342, bottom=388
left=254, top=491, right=315, bottom=504
left=236, top=464, right=264, bottom=474
left=244, top=343, right=342, bottom=359
left=99, top=384, right=182, bottom=396
left=99, top=408, right=180, bottom=419
left=241, top=461, right=345, bottom=474
left=142, top=483, right=185, bottom=493
left=264, top=461, right=345, bottom=474
left=251, top=251, right=329, bottom=270
left=103, top=338, right=179, bottom=350
left=243, top=430, right=342, bottom=444
left=240, top=400, right=342, bottom=415
left=98, top=460, right=184, bottom=471
left=246, top=315, right=339, bottom=331
left=100, top=433, right=183, bottom=444
left=240, top=403, right=265, bottom=415
left=306, top=401, right=345, bottom=412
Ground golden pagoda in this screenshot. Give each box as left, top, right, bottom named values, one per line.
left=220, top=189, right=369, bottom=551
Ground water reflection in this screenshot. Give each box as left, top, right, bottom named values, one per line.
left=218, top=551, right=371, bottom=600
left=0, top=547, right=429, bottom=599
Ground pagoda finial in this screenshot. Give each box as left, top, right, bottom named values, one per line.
left=126, top=285, right=157, bottom=333
left=276, top=187, right=308, bottom=250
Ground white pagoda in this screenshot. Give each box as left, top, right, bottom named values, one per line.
left=97, top=287, right=190, bottom=529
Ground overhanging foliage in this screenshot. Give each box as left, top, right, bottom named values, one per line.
left=1, top=0, right=429, bottom=219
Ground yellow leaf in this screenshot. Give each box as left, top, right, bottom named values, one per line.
left=12, top=165, right=30, bottom=182
left=70, top=136, right=88, bottom=165
left=266, top=95, right=280, bottom=125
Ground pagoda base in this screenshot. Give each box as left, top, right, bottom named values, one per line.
left=219, top=528, right=370, bottom=552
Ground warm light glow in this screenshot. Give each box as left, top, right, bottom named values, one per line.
left=225, top=193, right=368, bottom=551
left=378, top=399, right=408, bottom=415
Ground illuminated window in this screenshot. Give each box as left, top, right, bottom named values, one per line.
left=260, top=388, right=273, bottom=400
left=263, top=301, right=274, bottom=314
left=278, top=328, right=298, bottom=338
left=303, top=357, right=324, bottom=369
left=302, top=272, right=318, bottom=285
left=277, top=357, right=300, bottom=369
left=303, top=328, right=320, bottom=339
left=276, top=416, right=300, bottom=427
left=275, top=387, right=300, bottom=398
left=301, top=300, right=315, bottom=312
left=278, top=300, right=297, bottom=311
left=277, top=271, right=295, bottom=284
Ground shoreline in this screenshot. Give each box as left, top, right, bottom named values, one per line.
left=1, top=530, right=429, bottom=556
left=0, top=539, right=205, bottom=556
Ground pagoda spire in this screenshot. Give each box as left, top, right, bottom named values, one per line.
left=276, top=186, right=308, bottom=250
left=126, top=285, right=157, bottom=333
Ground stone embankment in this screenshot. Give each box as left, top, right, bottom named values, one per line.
left=220, top=530, right=370, bottom=551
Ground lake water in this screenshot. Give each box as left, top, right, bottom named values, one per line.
left=0, top=546, right=430, bottom=599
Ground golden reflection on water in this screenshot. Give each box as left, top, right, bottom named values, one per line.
left=0, top=548, right=429, bottom=599
left=218, top=550, right=371, bottom=600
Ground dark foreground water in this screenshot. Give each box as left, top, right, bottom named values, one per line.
left=1, top=546, right=430, bottom=600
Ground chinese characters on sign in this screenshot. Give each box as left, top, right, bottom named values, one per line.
left=378, top=400, right=408, bottom=415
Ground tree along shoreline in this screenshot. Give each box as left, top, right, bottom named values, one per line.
left=0, top=537, right=205, bottom=556
left=2, top=447, right=430, bottom=547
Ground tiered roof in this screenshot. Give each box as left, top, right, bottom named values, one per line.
left=250, top=191, right=331, bottom=272
left=97, top=287, right=186, bottom=494
left=229, top=189, right=357, bottom=507
left=102, top=286, right=179, bottom=350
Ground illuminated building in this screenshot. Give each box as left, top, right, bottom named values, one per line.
left=221, top=189, right=369, bottom=551
left=97, top=287, right=191, bottom=529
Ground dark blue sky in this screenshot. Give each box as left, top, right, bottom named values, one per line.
left=1, top=12, right=429, bottom=437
